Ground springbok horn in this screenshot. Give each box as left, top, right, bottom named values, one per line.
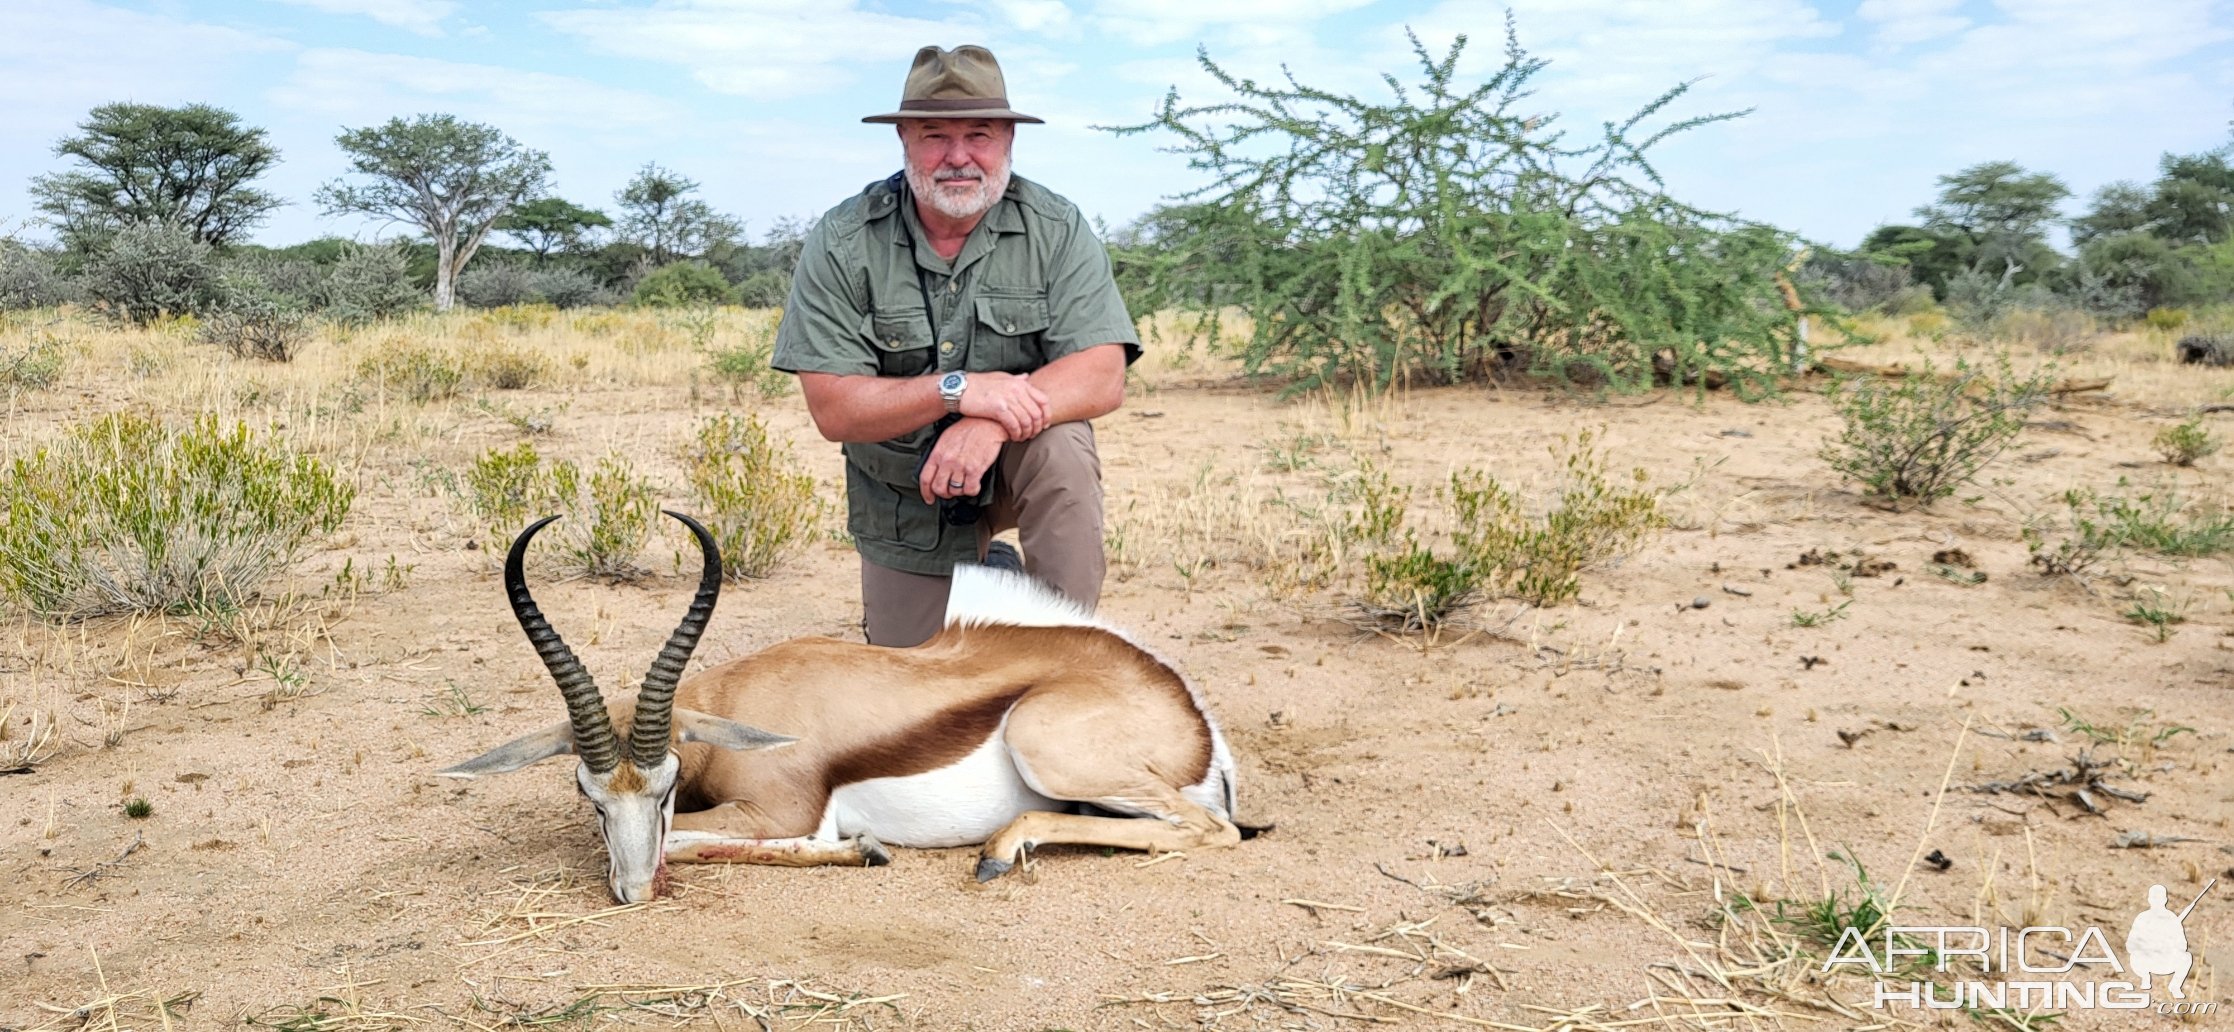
left=630, top=510, right=724, bottom=769
left=506, top=515, right=621, bottom=775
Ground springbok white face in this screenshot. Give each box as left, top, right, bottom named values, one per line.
left=579, top=755, right=679, bottom=903
left=442, top=511, right=791, bottom=904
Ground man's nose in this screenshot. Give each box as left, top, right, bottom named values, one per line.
left=939, top=140, right=975, bottom=165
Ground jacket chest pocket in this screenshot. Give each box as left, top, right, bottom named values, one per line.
left=971, top=294, right=1051, bottom=373
left=870, top=314, right=935, bottom=377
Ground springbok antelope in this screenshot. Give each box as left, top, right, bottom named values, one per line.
left=441, top=511, right=1247, bottom=903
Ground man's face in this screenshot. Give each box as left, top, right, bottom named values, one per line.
left=899, top=118, right=1015, bottom=222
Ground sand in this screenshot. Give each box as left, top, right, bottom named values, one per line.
left=1, top=314, right=2228, bottom=1030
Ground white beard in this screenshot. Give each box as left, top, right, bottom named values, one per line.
left=906, top=155, right=1012, bottom=221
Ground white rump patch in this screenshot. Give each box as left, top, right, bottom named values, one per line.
left=942, top=563, right=1107, bottom=631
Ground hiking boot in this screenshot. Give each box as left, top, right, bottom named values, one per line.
left=982, top=540, right=1024, bottom=573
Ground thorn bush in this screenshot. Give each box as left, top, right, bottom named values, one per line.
left=0, top=411, right=355, bottom=620
left=356, top=344, right=465, bottom=403
left=1819, top=352, right=2051, bottom=508
left=464, top=442, right=658, bottom=580
left=1349, top=429, right=1665, bottom=630
left=682, top=413, right=824, bottom=580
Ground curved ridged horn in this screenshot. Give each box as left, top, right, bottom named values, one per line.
left=506, top=515, right=621, bottom=774
left=630, top=510, right=723, bottom=769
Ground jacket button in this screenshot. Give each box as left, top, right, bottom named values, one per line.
left=939, top=341, right=954, bottom=353
left=1004, top=324, right=1015, bottom=333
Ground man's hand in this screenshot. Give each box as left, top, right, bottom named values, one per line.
left=918, top=417, right=1009, bottom=504
left=957, top=371, right=1050, bottom=441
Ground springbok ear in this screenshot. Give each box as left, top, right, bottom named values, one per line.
left=438, top=721, right=577, bottom=778
left=675, top=708, right=797, bottom=753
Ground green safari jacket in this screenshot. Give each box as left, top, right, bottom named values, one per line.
left=771, top=172, right=1141, bottom=576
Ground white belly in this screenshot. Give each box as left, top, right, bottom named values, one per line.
left=816, top=730, right=1059, bottom=847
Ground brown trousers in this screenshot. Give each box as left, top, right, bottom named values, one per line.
left=859, top=421, right=1105, bottom=647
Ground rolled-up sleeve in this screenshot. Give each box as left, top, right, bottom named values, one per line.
left=772, top=219, right=878, bottom=376
left=1040, top=210, right=1141, bottom=366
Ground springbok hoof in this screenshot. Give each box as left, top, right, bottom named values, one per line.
left=973, top=856, right=1013, bottom=882
left=856, top=835, right=891, bottom=867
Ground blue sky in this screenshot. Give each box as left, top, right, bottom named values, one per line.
left=4, top=0, right=2231, bottom=252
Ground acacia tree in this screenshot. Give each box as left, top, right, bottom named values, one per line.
left=615, top=163, right=741, bottom=265
left=1913, top=160, right=2068, bottom=285
left=316, top=115, right=551, bottom=310
left=32, top=102, right=283, bottom=248
left=495, top=197, right=611, bottom=264
left=1103, top=19, right=1811, bottom=395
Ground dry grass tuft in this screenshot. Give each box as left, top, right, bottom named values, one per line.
left=23, top=949, right=200, bottom=1032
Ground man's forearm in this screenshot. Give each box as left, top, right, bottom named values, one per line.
left=796, top=372, right=948, bottom=443
left=1026, top=344, right=1127, bottom=426
left=797, top=344, right=1126, bottom=444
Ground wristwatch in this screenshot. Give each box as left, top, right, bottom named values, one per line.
left=938, top=370, right=968, bottom=414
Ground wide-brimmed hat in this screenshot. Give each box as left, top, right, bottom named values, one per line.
left=862, top=45, right=1044, bottom=125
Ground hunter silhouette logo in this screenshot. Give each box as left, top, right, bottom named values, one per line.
left=1825, top=877, right=2218, bottom=1015
left=2127, top=880, right=2212, bottom=1000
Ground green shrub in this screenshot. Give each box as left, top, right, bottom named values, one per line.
left=704, top=319, right=791, bottom=399
left=734, top=268, right=790, bottom=308
left=682, top=414, right=824, bottom=580
left=356, top=345, right=464, bottom=402
left=2123, top=588, right=2186, bottom=643
left=463, top=441, right=549, bottom=544
left=460, top=341, right=551, bottom=390
left=1361, top=544, right=1481, bottom=633
left=559, top=456, right=658, bottom=579
left=1349, top=430, right=1664, bottom=629
left=199, top=302, right=312, bottom=362
left=464, top=443, right=657, bottom=579
left=321, top=242, right=423, bottom=324
left=0, top=242, right=77, bottom=310
left=0, top=332, right=69, bottom=393
left=1105, top=23, right=1814, bottom=395
left=1452, top=430, right=1665, bottom=606
left=81, top=224, right=227, bottom=325
left=2027, top=480, right=2234, bottom=579
left=632, top=262, right=732, bottom=308
left=1820, top=352, right=2051, bottom=508
left=1991, top=306, right=2097, bottom=355
left=0, top=411, right=354, bottom=619
left=458, top=262, right=608, bottom=309
left=2145, top=307, right=2191, bottom=331
left=2154, top=416, right=2219, bottom=467
left=222, top=242, right=421, bottom=325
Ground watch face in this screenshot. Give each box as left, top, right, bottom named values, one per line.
left=941, top=372, right=965, bottom=392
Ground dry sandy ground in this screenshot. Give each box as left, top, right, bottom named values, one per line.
left=0, top=313, right=2230, bottom=1031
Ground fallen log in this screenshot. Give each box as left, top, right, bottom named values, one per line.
left=1808, top=356, right=2111, bottom=396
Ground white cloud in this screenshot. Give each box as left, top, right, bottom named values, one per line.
left=1085, top=0, right=1376, bottom=47
left=270, top=49, right=681, bottom=134
left=993, top=0, right=1075, bottom=37
left=540, top=0, right=980, bottom=99
left=0, top=1, right=293, bottom=172
left=1856, top=0, right=1968, bottom=47
left=264, top=0, right=457, bottom=36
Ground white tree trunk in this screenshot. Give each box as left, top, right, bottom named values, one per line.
left=434, top=237, right=458, bottom=311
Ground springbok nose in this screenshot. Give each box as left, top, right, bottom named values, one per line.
left=613, top=879, right=654, bottom=904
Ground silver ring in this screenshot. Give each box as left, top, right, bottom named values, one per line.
left=947, top=480, right=964, bottom=489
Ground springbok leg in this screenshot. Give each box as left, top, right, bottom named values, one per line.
left=974, top=791, right=1239, bottom=880
left=668, top=806, right=888, bottom=867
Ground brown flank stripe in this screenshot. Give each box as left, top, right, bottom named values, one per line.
left=824, top=685, right=1033, bottom=791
